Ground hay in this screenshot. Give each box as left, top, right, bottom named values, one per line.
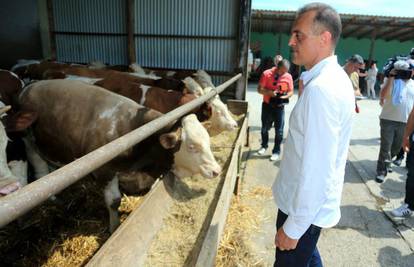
left=215, top=186, right=273, bottom=267
left=144, top=115, right=245, bottom=267
left=0, top=175, right=145, bottom=267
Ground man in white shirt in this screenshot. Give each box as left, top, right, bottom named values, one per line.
left=272, top=3, right=354, bottom=267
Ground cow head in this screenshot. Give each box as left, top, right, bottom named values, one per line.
left=159, top=114, right=221, bottom=179
left=182, top=77, right=204, bottom=97
left=202, top=87, right=238, bottom=136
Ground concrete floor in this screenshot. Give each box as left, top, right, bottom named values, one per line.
left=241, top=82, right=414, bottom=267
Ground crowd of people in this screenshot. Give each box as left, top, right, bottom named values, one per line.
left=253, top=3, right=414, bottom=265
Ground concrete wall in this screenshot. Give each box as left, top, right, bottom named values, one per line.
left=251, top=32, right=414, bottom=69
left=0, top=0, right=42, bottom=69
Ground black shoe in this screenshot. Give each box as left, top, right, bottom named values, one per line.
left=375, top=175, right=385, bottom=183
left=393, top=159, right=403, bottom=166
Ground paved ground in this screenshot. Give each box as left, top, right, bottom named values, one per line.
left=241, top=82, right=414, bottom=267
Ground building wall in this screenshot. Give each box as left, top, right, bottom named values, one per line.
left=0, top=0, right=42, bottom=69
left=251, top=32, right=414, bottom=69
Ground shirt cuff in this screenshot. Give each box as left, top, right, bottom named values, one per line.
left=282, top=215, right=311, bottom=239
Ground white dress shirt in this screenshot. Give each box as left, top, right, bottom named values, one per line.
left=272, top=55, right=355, bottom=239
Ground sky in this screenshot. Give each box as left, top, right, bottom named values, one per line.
left=252, top=0, right=414, bottom=17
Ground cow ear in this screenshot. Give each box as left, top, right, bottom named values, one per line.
left=5, top=111, right=38, bottom=132
left=203, top=105, right=212, bottom=117
left=159, top=129, right=181, bottom=149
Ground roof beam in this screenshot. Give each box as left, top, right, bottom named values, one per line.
left=356, top=27, right=375, bottom=39
left=252, top=16, right=414, bottom=29
left=378, top=22, right=414, bottom=40
left=343, top=26, right=367, bottom=38
left=341, top=16, right=358, bottom=31
left=355, top=18, right=377, bottom=39
left=385, top=27, right=414, bottom=41
left=398, top=32, right=414, bottom=42
left=394, top=32, right=414, bottom=42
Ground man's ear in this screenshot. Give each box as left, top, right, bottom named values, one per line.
left=320, top=31, right=332, bottom=46
left=159, top=128, right=182, bottom=149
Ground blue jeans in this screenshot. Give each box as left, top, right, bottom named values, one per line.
left=261, top=102, right=285, bottom=154
left=274, top=210, right=323, bottom=267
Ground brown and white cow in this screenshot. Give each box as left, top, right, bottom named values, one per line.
left=93, top=74, right=237, bottom=135
left=19, top=79, right=221, bottom=232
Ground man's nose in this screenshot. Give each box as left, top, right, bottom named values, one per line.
left=288, top=35, right=296, bottom=47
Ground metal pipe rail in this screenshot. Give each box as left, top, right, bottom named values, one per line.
left=0, top=73, right=242, bottom=228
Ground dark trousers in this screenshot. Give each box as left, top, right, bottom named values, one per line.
left=376, top=119, right=406, bottom=176
left=405, top=135, right=414, bottom=210
left=261, top=102, right=285, bottom=154
left=274, top=210, right=323, bottom=267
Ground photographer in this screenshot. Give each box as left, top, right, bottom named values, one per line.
left=375, top=57, right=414, bottom=183
left=257, top=59, right=294, bottom=161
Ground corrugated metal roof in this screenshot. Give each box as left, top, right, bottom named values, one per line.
left=252, top=9, right=414, bottom=42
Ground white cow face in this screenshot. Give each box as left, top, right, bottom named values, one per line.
left=207, top=98, right=238, bottom=136
left=160, top=114, right=221, bottom=179
left=0, top=105, right=23, bottom=196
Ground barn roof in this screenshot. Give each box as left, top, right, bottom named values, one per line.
left=251, top=9, right=414, bottom=42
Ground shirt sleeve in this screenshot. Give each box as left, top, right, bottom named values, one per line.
left=259, top=72, right=268, bottom=88
left=287, top=74, right=294, bottom=92
left=350, top=72, right=359, bottom=91
left=282, top=86, right=340, bottom=239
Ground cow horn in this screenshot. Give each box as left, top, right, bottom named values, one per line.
left=0, top=105, right=11, bottom=116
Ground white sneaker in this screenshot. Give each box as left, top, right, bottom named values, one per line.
left=270, top=153, right=280, bottom=161
left=375, top=175, right=385, bottom=183
left=391, top=203, right=413, bottom=217
left=256, top=147, right=266, bottom=155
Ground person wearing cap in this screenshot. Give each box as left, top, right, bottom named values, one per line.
left=256, top=59, right=294, bottom=161
left=343, top=54, right=365, bottom=113
left=272, top=3, right=354, bottom=266
left=343, top=54, right=365, bottom=97
left=375, top=61, right=414, bottom=183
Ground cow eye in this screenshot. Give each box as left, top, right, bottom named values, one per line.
left=188, top=143, right=200, bottom=153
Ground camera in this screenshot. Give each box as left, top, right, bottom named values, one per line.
left=269, top=86, right=289, bottom=107
left=394, top=69, right=413, bottom=80
left=383, top=52, right=414, bottom=79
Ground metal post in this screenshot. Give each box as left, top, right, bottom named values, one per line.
left=126, top=0, right=136, bottom=64
left=0, top=74, right=242, bottom=228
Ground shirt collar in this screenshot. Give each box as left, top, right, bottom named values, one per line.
left=301, top=55, right=338, bottom=86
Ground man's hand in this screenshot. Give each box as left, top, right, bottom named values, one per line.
left=403, top=136, right=411, bottom=152
left=274, top=227, right=298, bottom=251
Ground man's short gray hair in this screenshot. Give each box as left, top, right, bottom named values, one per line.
left=297, top=2, right=342, bottom=46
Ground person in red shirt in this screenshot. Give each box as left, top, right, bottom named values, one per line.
left=257, top=59, right=294, bottom=161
